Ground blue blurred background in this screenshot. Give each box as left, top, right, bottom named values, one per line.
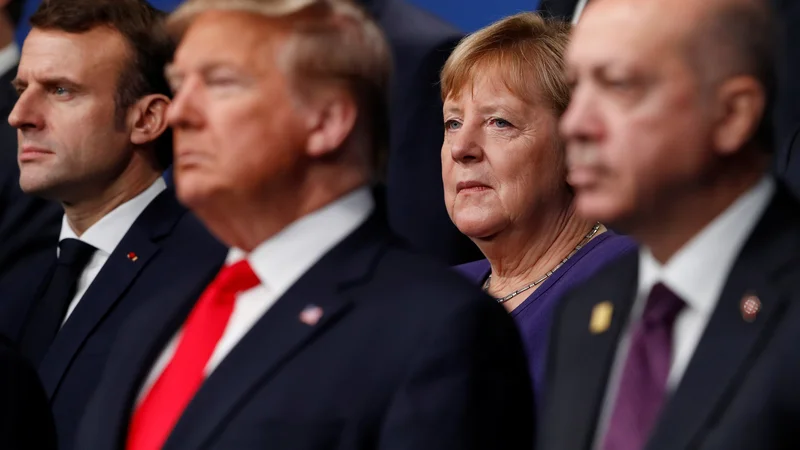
left=15, top=0, right=540, bottom=43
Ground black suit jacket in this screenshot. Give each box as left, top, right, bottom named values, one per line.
left=0, top=334, right=57, bottom=449
left=0, top=188, right=228, bottom=450
left=362, top=0, right=482, bottom=265
left=77, top=214, right=534, bottom=450
left=539, top=185, right=800, bottom=450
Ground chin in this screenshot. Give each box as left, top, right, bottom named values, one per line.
left=174, top=181, right=213, bottom=211
left=18, top=174, right=61, bottom=200
left=574, top=190, right=632, bottom=228
left=453, top=214, right=505, bottom=240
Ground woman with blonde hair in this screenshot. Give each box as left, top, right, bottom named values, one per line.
left=443, top=12, right=635, bottom=400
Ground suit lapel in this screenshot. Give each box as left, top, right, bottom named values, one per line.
left=37, top=190, right=185, bottom=398
left=648, top=186, right=800, bottom=450
left=555, top=251, right=640, bottom=449
left=163, top=216, right=390, bottom=450
left=103, top=273, right=216, bottom=450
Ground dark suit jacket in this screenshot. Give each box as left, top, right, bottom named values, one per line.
left=0, top=334, right=57, bottom=449
left=364, top=0, right=482, bottom=265
left=0, top=188, right=228, bottom=450
left=77, top=214, right=534, bottom=450
left=538, top=184, right=800, bottom=450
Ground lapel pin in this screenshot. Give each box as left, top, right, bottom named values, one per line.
left=740, top=294, right=761, bottom=323
left=590, top=301, right=613, bottom=334
left=299, top=304, right=324, bottom=326
left=127, top=252, right=139, bottom=262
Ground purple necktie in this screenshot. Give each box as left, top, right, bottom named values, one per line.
left=602, top=282, right=686, bottom=450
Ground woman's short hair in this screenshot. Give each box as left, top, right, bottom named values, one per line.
left=441, top=12, right=571, bottom=116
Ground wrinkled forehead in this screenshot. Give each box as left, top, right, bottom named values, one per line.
left=172, top=11, right=289, bottom=73
left=19, top=27, right=129, bottom=80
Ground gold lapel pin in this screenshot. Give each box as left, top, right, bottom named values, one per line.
left=740, top=294, right=761, bottom=323
left=590, top=301, right=614, bottom=334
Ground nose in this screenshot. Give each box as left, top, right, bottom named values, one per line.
left=560, top=83, right=603, bottom=145
left=9, top=89, right=45, bottom=131
left=446, top=123, right=484, bottom=164
left=166, top=76, right=204, bottom=130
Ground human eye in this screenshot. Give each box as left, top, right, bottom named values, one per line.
left=488, top=117, right=513, bottom=129
left=444, top=119, right=462, bottom=131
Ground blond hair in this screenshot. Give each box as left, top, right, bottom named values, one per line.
left=441, top=12, right=571, bottom=115
left=167, top=0, right=392, bottom=176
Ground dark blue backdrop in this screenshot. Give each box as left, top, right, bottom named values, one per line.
left=16, top=0, right=539, bottom=43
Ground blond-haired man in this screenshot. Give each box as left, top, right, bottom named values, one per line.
left=76, top=1, right=533, bottom=449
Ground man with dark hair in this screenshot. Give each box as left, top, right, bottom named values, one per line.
left=539, top=0, right=800, bottom=449
left=1, top=1, right=226, bottom=448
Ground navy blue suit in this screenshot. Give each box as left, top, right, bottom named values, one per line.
left=0, top=189, right=228, bottom=450
left=539, top=185, right=800, bottom=450
left=77, top=214, right=534, bottom=450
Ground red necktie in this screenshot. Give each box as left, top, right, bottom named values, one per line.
left=126, top=260, right=260, bottom=450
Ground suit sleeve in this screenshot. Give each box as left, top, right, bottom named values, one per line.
left=0, top=337, right=57, bottom=449
left=378, top=295, right=535, bottom=450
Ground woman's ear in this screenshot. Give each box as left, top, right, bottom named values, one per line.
left=130, top=94, right=171, bottom=146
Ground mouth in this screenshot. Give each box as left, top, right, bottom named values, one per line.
left=18, top=146, right=54, bottom=163
left=175, top=150, right=209, bottom=168
left=456, top=180, right=491, bottom=193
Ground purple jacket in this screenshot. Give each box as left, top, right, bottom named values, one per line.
left=455, top=232, right=636, bottom=403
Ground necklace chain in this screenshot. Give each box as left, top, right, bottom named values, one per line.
left=483, top=223, right=602, bottom=304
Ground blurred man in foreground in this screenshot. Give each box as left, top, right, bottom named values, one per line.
left=5, top=1, right=227, bottom=448
left=539, top=0, right=800, bottom=449
left=78, top=1, right=533, bottom=449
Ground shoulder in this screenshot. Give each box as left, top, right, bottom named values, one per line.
left=369, top=245, right=497, bottom=316
left=588, top=232, right=638, bottom=262
left=557, top=249, right=639, bottom=314
left=452, top=259, right=490, bottom=284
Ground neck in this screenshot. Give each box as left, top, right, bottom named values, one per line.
left=198, top=166, right=367, bottom=252
left=478, top=199, right=599, bottom=310
left=63, top=161, right=161, bottom=236
left=632, top=154, right=768, bottom=264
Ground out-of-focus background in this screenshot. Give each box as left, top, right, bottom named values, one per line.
left=15, top=0, right=539, bottom=41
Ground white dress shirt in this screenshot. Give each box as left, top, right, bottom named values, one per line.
left=593, top=176, right=775, bottom=448
left=58, top=178, right=167, bottom=323
left=135, top=187, right=375, bottom=406
left=0, top=43, right=19, bottom=79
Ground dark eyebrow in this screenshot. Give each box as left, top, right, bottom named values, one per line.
left=12, top=75, right=83, bottom=92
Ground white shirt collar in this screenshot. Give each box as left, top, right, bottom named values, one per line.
left=59, top=178, right=168, bottom=255
left=0, top=43, right=19, bottom=79
left=638, top=176, right=776, bottom=313
left=226, top=187, right=375, bottom=295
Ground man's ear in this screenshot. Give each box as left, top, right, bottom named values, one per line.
left=130, top=94, right=171, bottom=146
left=304, top=89, right=358, bottom=159
left=712, top=76, right=766, bottom=155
